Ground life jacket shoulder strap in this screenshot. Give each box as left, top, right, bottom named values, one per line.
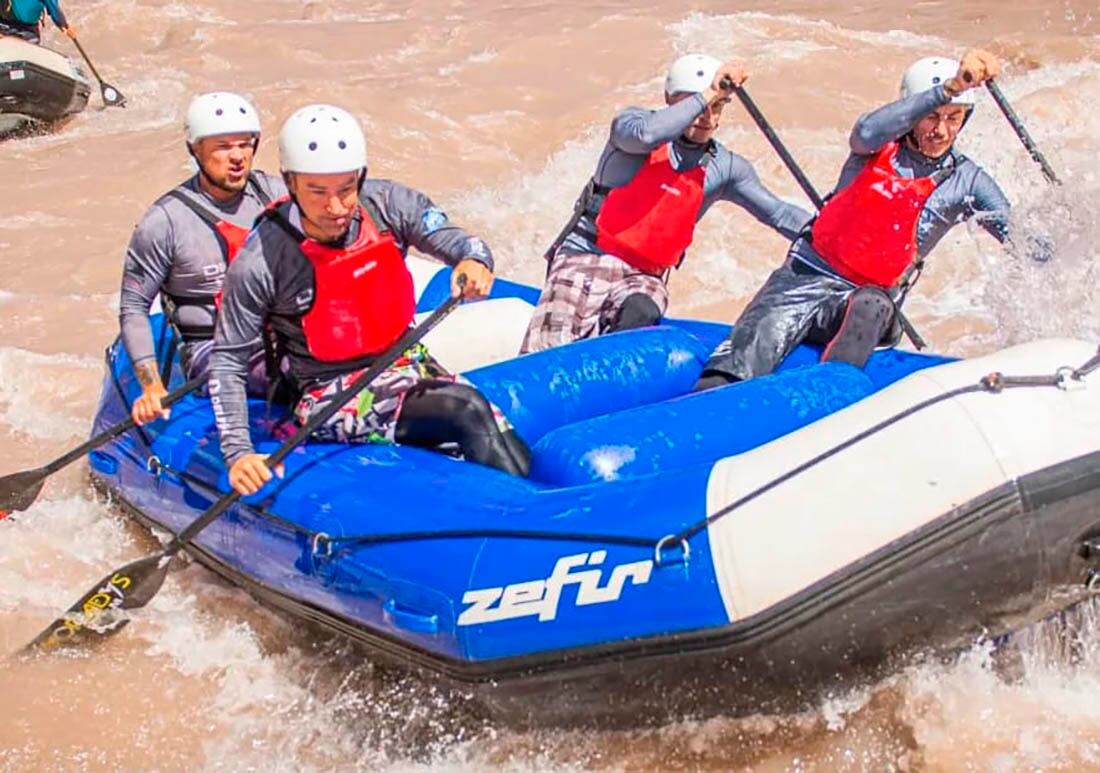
left=247, top=173, right=272, bottom=206
left=359, top=194, right=391, bottom=237
left=263, top=199, right=308, bottom=243
left=158, top=173, right=271, bottom=226
left=159, top=188, right=223, bottom=229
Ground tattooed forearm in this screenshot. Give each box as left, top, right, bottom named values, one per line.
left=135, top=361, right=161, bottom=388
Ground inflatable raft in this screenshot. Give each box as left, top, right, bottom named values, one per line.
left=0, top=36, right=89, bottom=138
left=87, top=257, right=1100, bottom=727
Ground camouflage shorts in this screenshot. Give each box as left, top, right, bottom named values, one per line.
left=294, top=344, right=511, bottom=444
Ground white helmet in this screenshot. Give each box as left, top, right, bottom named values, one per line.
left=665, top=53, right=721, bottom=96
left=278, top=104, right=367, bottom=174
left=184, top=92, right=262, bottom=144
left=900, top=57, right=977, bottom=107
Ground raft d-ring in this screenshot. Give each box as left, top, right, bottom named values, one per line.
left=980, top=372, right=1005, bottom=393
left=1056, top=366, right=1086, bottom=391
left=145, top=455, right=163, bottom=476
left=654, top=535, right=691, bottom=568
left=311, top=532, right=333, bottom=560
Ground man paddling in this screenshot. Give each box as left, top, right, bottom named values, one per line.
left=0, top=0, right=73, bottom=43
left=118, top=92, right=286, bottom=425
left=520, top=53, right=813, bottom=354
left=210, top=104, right=531, bottom=495
left=695, top=49, right=1051, bottom=389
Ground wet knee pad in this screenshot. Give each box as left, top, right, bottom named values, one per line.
left=608, top=293, right=662, bottom=333
left=822, top=287, right=896, bottom=368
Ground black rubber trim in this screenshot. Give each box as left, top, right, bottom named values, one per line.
left=1019, top=449, right=1100, bottom=512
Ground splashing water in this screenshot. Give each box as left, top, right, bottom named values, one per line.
left=2, top=1, right=1099, bottom=770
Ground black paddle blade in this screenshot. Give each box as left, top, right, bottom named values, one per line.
left=0, top=468, right=47, bottom=517
left=99, top=81, right=126, bottom=108
left=23, top=552, right=173, bottom=653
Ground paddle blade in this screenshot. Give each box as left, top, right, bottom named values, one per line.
left=23, top=552, right=173, bottom=653
left=100, top=82, right=126, bottom=108
left=0, top=468, right=47, bottom=517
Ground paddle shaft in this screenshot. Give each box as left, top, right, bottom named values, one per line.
left=69, top=37, right=105, bottom=83
left=721, top=79, right=927, bottom=350
left=728, top=84, right=826, bottom=209
left=67, top=35, right=126, bottom=107
left=43, top=376, right=204, bottom=477
left=25, top=291, right=465, bottom=652
left=985, top=79, right=1061, bottom=185
left=157, top=293, right=461, bottom=551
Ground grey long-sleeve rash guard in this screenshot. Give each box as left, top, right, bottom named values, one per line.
left=209, top=178, right=494, bottom=466
left=558, top=92, right=813, bottom=256
left=792, top=85, right=1011, bottom=273
left=118, top=171, right=287, bottom=368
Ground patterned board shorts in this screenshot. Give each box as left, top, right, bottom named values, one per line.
left=293, top=344, right=512, bottom=444
left=519, top=251, right=669, bottom=354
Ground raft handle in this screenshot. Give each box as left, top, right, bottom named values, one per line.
left=654, top=535, right=691, bottom=568
left=311, top=532, right=333, bottom=560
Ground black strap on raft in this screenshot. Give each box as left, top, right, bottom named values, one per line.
left=107, top=344, right=1100, bottom=571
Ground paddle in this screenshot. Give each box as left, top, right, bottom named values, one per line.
left=722, top=79, right=928, bottom=350
left=68, top=35, right=126, bottom=108
left=0, top=376, right=204, bottom=519
left=22, top=285, right=466, bottom=654
left=985, top=78, right=1061, bottom=185
left=725, top=82, right=825, bottom=209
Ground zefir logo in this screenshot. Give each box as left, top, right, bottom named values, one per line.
left=457, top=551, right=653, bottom=626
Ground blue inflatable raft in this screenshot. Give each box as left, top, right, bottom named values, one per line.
left=86, top=258, right=1100, bottom=727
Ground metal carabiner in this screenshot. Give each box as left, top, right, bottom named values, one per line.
left=1056, top=366, right=1086, bottom=392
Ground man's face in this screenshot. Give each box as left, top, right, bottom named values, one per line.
left=667, top=91, right=728, bottom=144
left=191, top=133, right=256, bottom=193
left=911, top=104, right=970, bottom=158
left=288, top=171, right=361, bottom=242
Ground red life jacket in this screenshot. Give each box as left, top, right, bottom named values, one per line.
left=810, top=142, right=940, bottom=288
left=594, top=143, right=707, bottom=275
left=274, top=201, right=416, bottom=363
